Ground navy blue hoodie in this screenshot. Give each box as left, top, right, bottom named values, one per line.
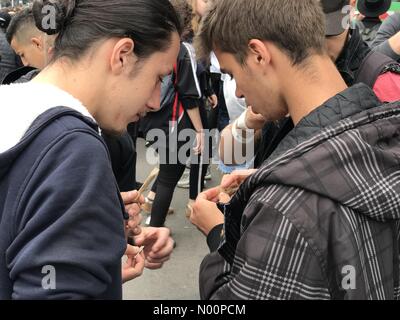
left=0, top=105, right=127, bottom=299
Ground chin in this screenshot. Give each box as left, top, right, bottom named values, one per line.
left=101, top=127, right=127, bottom=137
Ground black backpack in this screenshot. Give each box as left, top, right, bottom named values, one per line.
left=355, top=50, right=400, bottom=89
left=356, top=20, right=381, bottom=46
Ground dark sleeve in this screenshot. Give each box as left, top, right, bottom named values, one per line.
left=102, top=132, right=136, bottom=192
left=7, top=132, right=126, bottom=299
left=204, top=70, right=215, bottom=98
left=199, top=201, right=329, bottom=300
left=372, top=13, right=400, bottom=61
left=206, top=224, right=224, bottom=252
left=198, top=61, right=215, bottom=98
left=176, top=43, right=202, bottom=110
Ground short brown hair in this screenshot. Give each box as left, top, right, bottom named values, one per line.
left=195, top=0, right=326, bottom=66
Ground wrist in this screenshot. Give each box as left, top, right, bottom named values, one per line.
left=236, top=110, right=249, bottom=130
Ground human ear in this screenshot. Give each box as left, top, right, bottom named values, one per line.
left=110, top=38, right=135, bottom=75
left=248, top=39, right=271, bottom=67
left=31, top=37, right=42, bottom=49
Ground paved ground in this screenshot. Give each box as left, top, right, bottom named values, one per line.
left=123, top=138, right=222, bottom=300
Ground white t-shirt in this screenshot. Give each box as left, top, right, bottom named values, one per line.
left=210, top=52, right=247, bottom=122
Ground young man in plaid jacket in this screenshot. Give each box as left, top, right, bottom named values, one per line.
left=191, top=0, right=400, bottom=299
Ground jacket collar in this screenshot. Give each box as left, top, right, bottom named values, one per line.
left=335, top=27, right=371, bottom=86
left=269, top=83, right=382, bottom=162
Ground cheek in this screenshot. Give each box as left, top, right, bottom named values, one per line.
left=129, top=79, right=154, bottom=106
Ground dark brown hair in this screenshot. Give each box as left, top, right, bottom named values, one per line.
left=32, top=0, right=182, bottom=62
left=195, top=0, right=326, bottom=66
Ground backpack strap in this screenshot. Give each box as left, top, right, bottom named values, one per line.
left=355, top=50, right=398, bottom=88
left=171, top=64, right=179, bottom=123
left=171, top=63, right=184, bottom=126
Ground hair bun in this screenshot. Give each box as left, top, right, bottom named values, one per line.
left=32, top=0, right=76, bottom=35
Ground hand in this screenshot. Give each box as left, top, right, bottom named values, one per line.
left=208, top=94, right=218, bottom=109
left=194, top=130, right=205, bottom=155
left=220, top=169, right=258, bottom=192
left=122, top=244, right=146, bottom=283
left=245, top=106, right=266, bottom=130
left=190, top=188, right=225, bottom=236
left=121, top=190, right=144, bottom=236
left=133, top=227, right=174, bottom=270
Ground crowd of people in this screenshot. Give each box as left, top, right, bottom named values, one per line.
left=0, top=0, right=400, bottom=300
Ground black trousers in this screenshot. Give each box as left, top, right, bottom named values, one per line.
left=149, top=144, right=209, bottom=228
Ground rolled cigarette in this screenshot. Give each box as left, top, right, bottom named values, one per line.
left=134, top=246, right=145, bottom=259
left=138, top=167, right=160, bottom=195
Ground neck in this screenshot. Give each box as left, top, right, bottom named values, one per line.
left=32, top=60, right=100, bottom=118
left=281, top=55, right=348, bottom=125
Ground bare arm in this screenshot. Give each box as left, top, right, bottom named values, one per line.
left=219, top=108, right=265, bottom=166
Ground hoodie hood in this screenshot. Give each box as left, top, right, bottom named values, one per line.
left=244, top=84, right=400, bottom=223
left=0, top=82, right=98, bottom=180
left=0, top=82, right=95, bottom=154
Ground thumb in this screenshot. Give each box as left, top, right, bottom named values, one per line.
left=125, top=244, right=141, bottom=256
left=219, top=192, right=231, bottom=204
left=198, top=187, right=221, bottom=202
left=125, top=190, right=144, bottom=204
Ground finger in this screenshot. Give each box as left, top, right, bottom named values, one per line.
left=197, top=187, right=221, bottom=202
left=147, top=229, right=170, bottom=253
left=122, top=190, right=145, bottom=205
left=231, top=169, right=257, bottom=176
left=146, top=254, right=171, bottom=265
left=220, top=174, right=239, bottom=189
left=147, top=238, right=174, bottom=260
left=144, top=262, right=163, bottom=270
left=125, top=244, right=141, bottom=256
left=220, top=170, right=256, bottom=189
left=133, top=227, right=159, bottom=248
left=128, top=223, right=142, bottom=236
left=133, top=226, right=142, bottom=236
left=128, top=211, right=143, bottom=225
left=123, top=253, right=145, bottom=282
left=127, top=218, right=142, bottom=232
left=127, top=204, right=141, bottom=217
left=134, top=251, right=146, bottom=268
left=219, top=192, right=231, bottom=204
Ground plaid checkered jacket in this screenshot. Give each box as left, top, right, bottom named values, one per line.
left=200, top=84, right=400, bottom=300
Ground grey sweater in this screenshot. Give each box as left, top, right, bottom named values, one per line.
left=0, top=29, right=20, bottom=82
left=372, top=13, right=400, bottom=61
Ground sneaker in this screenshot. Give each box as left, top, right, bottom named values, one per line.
left=177, top=169, right=190, bottom=189
left=204, top=167, right=212, bottom=181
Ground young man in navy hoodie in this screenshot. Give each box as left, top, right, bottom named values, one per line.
left=0, top=0, right=179, bottom=300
